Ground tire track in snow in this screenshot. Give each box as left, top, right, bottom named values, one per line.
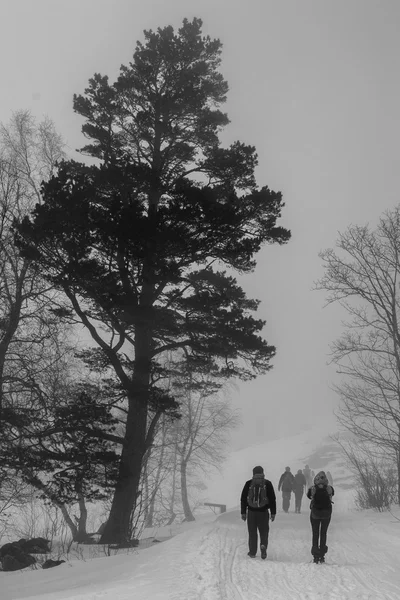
left=190, top=523, right=252, bottom=600
left=334, top=516, right=400, bottom=600
left=171, top=522, right=245, bottom=600
left=215, top=526, right=244, bottom=600
left=167, top=526, right=221, bottom=600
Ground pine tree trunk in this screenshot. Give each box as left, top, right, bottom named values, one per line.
left=99, top=397, right=148, bottom=544
left=180, top=459, right=195, bottom=522
left=100, top=325, right=151, bottom=544
left=100, top=171, right=160, bottom=544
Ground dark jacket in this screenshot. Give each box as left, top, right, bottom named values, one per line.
left=307, top=485, right=335, bottom=519
left=293, top=472, right=307, bottom=492
left=241, top=479, right=276, bottom=516
left=278, top=471, right=295, bottom=492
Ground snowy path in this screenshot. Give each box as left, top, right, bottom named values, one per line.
left=3, top=508, right=400, bottom=600
left=167, top=510, right=400, bottom=600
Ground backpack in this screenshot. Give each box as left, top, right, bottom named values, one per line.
left=247, top=478, right=269, bottom=508
left=281, top=471, right=294, bottom=491
left=312, top=485, right=332, bottom=510
left=294, top=473, right=306, bottom=490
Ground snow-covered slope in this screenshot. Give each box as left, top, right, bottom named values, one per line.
left=204, top=423, right=354, bottom=513
left=5, top=425, right=400, bottom=600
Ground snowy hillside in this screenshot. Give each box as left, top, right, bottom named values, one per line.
left=5, top=425, right=400, bottom=600
left=204, top=422, right=355, bottom=513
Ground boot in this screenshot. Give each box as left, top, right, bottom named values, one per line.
left=311, top=545, right=319, bottom=563
left=319, top=545, right=328, bottom=563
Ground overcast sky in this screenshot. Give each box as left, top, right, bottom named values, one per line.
left=2, top=0, right=399, bottom=450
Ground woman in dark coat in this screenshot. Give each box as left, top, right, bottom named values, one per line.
left=307, top=471, right=334, bottom=564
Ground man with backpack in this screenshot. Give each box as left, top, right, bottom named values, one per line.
left=240, top=466, right=276, bottom=559
left=278, top=466, right=295, bottom=513
left=307, top=471, right=334, bottom=564
left=293, top=469, right=307, bottom=513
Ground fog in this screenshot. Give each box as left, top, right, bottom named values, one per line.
left=2, top=0, right=399, bottom=448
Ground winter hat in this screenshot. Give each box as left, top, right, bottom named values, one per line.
left=314, top=471, right=328, bottom=486
left=253, top=466, right=264, bottom=475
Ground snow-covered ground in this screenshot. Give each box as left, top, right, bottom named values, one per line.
left=3, top=425, right=400, bottom=600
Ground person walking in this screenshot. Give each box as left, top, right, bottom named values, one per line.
left=278, top=467, right=295, bottom=513
left=307, top=471, right=334, bottom=564
left=240, top=466, right=276, bottom=559
left=303, top=464, right=313, bottom=489
left=293, top=469, right=307, bottom=513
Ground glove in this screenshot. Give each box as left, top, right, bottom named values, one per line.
left=241, top=514, right=246, bottom=521
left=270, top=514, right=276, bottom=522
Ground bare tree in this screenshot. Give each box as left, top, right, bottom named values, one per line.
left=0, top=470, right=32, bottom=543
left=316, top=206, right=400, bottom=503
left=3, top=341, right=124, bottom=542
left=334, top=436, right=397, bottom=510
left=0, top=110, right=65, bottom=420
left=0, top=112, right=104, bottom=540
left=171, top=374, right=239, bottom=521
left=142, top=415, right=172, bottom=528
left=138, top=356, right=239, bottom=527
left=143, top=422, right=180, bottom=528
left=0, top=110, right=64, bottom=206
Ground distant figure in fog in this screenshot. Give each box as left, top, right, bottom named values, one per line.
left=303, top=464, right=313, bottom=488
left=326, top=471, right=333, bottom=486
left=278, top=466, right=295, bottom=513
left=293, top=469, right=307, bottom=513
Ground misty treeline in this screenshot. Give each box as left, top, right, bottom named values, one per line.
left=0, top=18, right=290, bottom=545
left=317, top=206, right=400, bottom=510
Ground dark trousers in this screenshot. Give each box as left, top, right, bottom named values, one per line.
left=310, top=515, right=331, bottom=556
left=294, top=491, right=303, bottom=512
left=247, top=510, right=269, bottom=555
left=282, top=491, right=291, bottom=512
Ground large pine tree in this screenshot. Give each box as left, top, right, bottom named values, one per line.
left=16, top=18, right=290, bottom=543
